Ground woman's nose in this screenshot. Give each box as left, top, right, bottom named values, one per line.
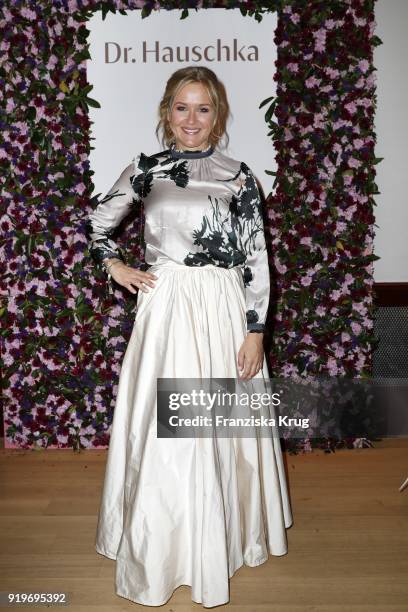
left=186, top=110, right=197, bottom=124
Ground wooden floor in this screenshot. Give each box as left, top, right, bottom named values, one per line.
left=0, top=438, right=407, bottom=611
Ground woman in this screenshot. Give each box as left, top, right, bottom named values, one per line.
left=86, top=66, right=293, bottom=607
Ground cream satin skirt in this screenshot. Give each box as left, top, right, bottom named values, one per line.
left=95, top=260, right=293, bottom=608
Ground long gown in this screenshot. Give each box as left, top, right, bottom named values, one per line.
left=85, top=143, right=293, bottom=607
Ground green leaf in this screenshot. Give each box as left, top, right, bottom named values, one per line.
left=259, top=95, right=275, bottom=109
left=82, top=83, right=93, bottom=95
left=27, top=234, right=35, bottom=257
left=26, top=107, right=36, bottom=121
left=265, top=99, right=277, bottom=122
left=180, top=8, right=189, bottom=19
left=141, top=4, right=153, bottom=18
left=101, top=4, right=115, bottom=21
left=84, top=96, right=101, bottom=109
left=370, top=35, right=383, bottom=47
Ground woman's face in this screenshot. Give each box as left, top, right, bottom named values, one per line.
left=168, top=81, right=216, bottom=151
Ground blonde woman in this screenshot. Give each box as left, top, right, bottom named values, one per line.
left=86, top=65, right=292, bottom=607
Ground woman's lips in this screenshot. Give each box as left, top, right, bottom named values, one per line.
left=181, top=128, right=200, bottom=134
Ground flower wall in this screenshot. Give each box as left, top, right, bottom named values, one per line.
left=0, top=0, right=380, bottom=451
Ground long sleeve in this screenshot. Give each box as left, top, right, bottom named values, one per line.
left=85, top=155, right=142, bottom=293
left=237, top=163, right=270, bottom=332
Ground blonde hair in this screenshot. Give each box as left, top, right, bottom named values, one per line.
left=156, top=66, right=230, bottom=149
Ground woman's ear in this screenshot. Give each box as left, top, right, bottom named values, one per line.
left=167, top=101, right=172, bottom=123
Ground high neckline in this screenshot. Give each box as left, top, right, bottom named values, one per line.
left=169, top=143, right=215, bottom=160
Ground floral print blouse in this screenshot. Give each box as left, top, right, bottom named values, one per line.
left=85, top=145, right=270, bottom=332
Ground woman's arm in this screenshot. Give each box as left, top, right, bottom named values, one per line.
left=235, top=162, right=269, bottom=379
left=237, top=162, right=270, bottom=333
left=85, top=156, right=142, bottom=294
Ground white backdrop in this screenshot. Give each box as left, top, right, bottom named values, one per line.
left=87, top=8, right=277, bottom=200
left=373, top=0, right=408, bottom=282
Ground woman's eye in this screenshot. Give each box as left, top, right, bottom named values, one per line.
left=175, top=106, right=210, bottom=112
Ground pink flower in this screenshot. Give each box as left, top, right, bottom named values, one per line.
left=314, top=29, right=326, bottom=52
left=305, top=76, right=321, bottom=89
left=325, top=19, right=336, bottom=30
left=358, top=59, right=370, bottom=74
left=301, top=275, right=312, bottom=287
left=284, top=128, right=293, bottom=141
left=287, top=63, right=299, bottom=73
left=6, top=98, right=15, bottom=112
left=21, top=8, right=37, bottom=19
left=330, top=289, right=341, bottom=301
left=327, top=357, right=339, bottom=375
left=282, top=363, right=298, bottom=376
left=47, top=55, right=59, bottom=69
left=351, top=321, right=362, bottom=335
left=325, top=67, right=340, bottom=79
left=275, top=258, right=287, bottom=274
left=348, top=157, right=361, bottom=169
left=76, top=183, right=86, bottom=195
left=353, top=302, right=367, bottom=315
left=345, top=101, right=357, bottom=115
left=334, top=346, right=345, bottom=358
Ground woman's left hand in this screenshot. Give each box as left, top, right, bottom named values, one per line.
left=237, top=333, right=264, bottom=380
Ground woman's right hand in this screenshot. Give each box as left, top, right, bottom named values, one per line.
left=104, top=258, right=158, bottom=294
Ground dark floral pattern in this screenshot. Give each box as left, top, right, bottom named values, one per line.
left=184, top=163, right=263, bottom=267
left=131, top=151, right=189, bottom=198
left=184, top=195, right=247, bottom=268
left=168, top=160, right=189, bottom=188
left=246, top=310, right=259, bottom=325
left=184, top=161, right=267, bottom=330
left=243, top=266, right=253, bottom=287
left=84, top=224, right=126, bottom=267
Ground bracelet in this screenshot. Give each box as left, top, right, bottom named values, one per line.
left=102, top=259, right=122, bottom=297
left=107, top=261, right=121, bottom=273
left=103, top=259, right=122, bottom=274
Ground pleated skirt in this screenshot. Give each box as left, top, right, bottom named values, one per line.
left=95, top=260, right=293, bottom=608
